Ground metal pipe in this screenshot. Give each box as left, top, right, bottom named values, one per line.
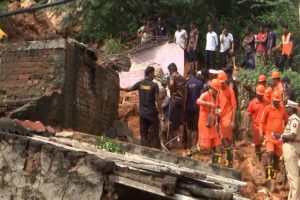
left=0, top=0, right=76, bottom=18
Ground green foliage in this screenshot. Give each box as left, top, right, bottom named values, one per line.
left=0, top=0, right=9, bottom=28
left=95, top=136, right=125, bottom=154
left=104, top=38, right=123, bottom=55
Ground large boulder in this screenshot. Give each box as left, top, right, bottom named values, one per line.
left=239, top=157, right=267, bottom=186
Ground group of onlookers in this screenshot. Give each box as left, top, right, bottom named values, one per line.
left=137, top=19, right=294, bottom=72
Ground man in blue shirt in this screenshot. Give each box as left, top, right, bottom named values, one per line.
left=265, top=24, right=276, bottom=64
left=185, top=69, right=203, bottom=148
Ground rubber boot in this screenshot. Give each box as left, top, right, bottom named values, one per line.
left=212, top=153, right=222, bottom=165
left=187, top=144, right=201, bottom=157
left=224, top=148, right=233, bottom=168
left=266, top=166, right=273, bottom=180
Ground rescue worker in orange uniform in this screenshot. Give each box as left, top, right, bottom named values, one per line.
left=257, top=74, right=273, bottom=105
left=247, top=85, right=268, bottom=161
left=259, top=91, right=288, bottom=180
left=217, top=71, right=237, bottom=167
left=187, top=79, right=223, bottom=165
left=272, top=71, right=284, bottom=97
left=272, top=25, right=293, bottom=71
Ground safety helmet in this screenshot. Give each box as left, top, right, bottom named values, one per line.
left=217, top=70, right=227, bottom=83
left=257, top=75, right=267, bottom=83
left=272, top=90, right=281, bottom=101
left=256, top=85, right=265, bottom=96
left=271, top=71, right=280, bottom=79
left=210, top=79, right=221, bottom=91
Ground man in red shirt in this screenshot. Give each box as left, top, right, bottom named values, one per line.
left=259, top=91, right=288, bottom=180
left=255, top=25, right=268, bottom=61
left=217, top=71, right=237, bottom=168
left=247, top=85, right=268, bottom=161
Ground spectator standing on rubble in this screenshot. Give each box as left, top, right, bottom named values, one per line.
left=272, top=25, right=294, bottom=71
left=273, top=100, right=300, bottom=200
left=120, top=66, right=160, bottom=149
left=255, top=25, right=268, bottom=62
left=259, top=91, right=288, bottom=180
left=185, top=69, right=203, bottom=148
left=217, top=71, right=237, bottom=168
left=247, top=85, right=268, bottom=161
left=137, top=18, right=154, bottom=44
left=168, top=63, right=186, bottom=148
left=220, top=27, right=236, bottom=69
left=282, top=77, right=296, bottom=103
left=265, top=24, right=276, bottom=64
left=205, top=24, right=218, bottom=69
left=174, top=22, right=188, bottom=49
left=155, top=17, right=167, bottom=38
left=242, top=26, right=255, bottom=69
left=187, top=21, right=199, bottom=71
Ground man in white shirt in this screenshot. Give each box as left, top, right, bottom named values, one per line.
left=220, top=27, right=236, bottom=69
left=175, top=22, right=188, bottom=49
left=205, top=24, right=218, bottom=69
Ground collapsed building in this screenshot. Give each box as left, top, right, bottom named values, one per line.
left=0, top=37, right=248, bottom=200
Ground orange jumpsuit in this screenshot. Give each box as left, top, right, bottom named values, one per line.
left=217, top=86, right=237, bottom=141
left=273, top=82, right=284, bottom=100
left=264, top=86, right=273, bottom=105
left=247, top=98, right=268, bottom=145
left=197, top=91, right=221, bottom=149
left=259, top=104, right=288, bottom=156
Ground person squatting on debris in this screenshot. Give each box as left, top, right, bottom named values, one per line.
left=187, top=79, right=223, bottom=165
left=247, top=85, right=268, bottom=161
left=120, top=66, right=160, bottom=149
left=273, top=100, right=300, bottom=200
left=259, top=91, right=288, bottom=180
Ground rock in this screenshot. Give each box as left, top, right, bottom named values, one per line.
left=240, top=182, right=257, bottom=198
left=56, top=130, right=74, bottom=138
left=239, top=157, right=267, bottom=185
left=20, top=0, right=36, bottom=8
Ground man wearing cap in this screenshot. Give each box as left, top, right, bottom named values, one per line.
left=273, top=100, right=300, bottom=200
left=247, top=85, right=268, bottom=161
left=187, top=79, right=223, bottom=165
left=259, top=91, right=288, bottom=180
left=257, top=74, right=273, bottom=105
left=120, top=66, right=160, bottom=149
left=217, top=70, right=237, bottom=167
left=272, top=71, right=284, bottom=96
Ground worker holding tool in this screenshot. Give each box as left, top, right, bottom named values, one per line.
left=217, top=70, right=237, bottom=168
left=273, top=100, right=300, bottom=200
left=259, top=91, right=288, bottom=180
left=187, top=79, right=223, bottom=165
left=247, top=85, right=268, bottom=161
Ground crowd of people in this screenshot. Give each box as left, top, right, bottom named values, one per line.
left=121, top=64, right=299, bottom=199
left=137, top=18, right=294, bottom=72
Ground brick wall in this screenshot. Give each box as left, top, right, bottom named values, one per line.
left=0, top=37, right=119, bottom=134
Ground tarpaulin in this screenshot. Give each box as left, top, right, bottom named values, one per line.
left=120, top=42, right=184, bottom=88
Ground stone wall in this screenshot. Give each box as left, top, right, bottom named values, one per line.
left=0, top=37, right=119, bottom=134
left=0, top=131, right=114, bottom=200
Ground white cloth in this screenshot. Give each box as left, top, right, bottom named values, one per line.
left=175, top=29, right=188, bottom=48
left=205, top=31, right=218, bottom=51
left=220, top=33, right=234, bottom=52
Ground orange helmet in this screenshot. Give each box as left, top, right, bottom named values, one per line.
left=256, top=85, right=265, bottom=95
left=271, top=71, right=280, bottom=79
left=272, top=90, right=281, bottom=101
left=210, top=79, right=221, bottom=91
left=217, top=70, right=227, bottom=83
left=258, top=75, right=267, bottom=83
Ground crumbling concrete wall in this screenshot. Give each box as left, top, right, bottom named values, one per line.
left=0, top=37, right=119, bottom=134
left=0, top=131, right=114, bottom=200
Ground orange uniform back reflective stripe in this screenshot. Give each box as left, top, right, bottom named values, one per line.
left=282, top=33, right=293, bottom=55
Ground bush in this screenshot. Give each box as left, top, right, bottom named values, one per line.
left=104, top=38, right=123, bottom=55
left=237, top=64, right=300, bottom=106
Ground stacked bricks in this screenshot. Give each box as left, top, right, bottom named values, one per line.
left=0, top=37, right=119, bottom=135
